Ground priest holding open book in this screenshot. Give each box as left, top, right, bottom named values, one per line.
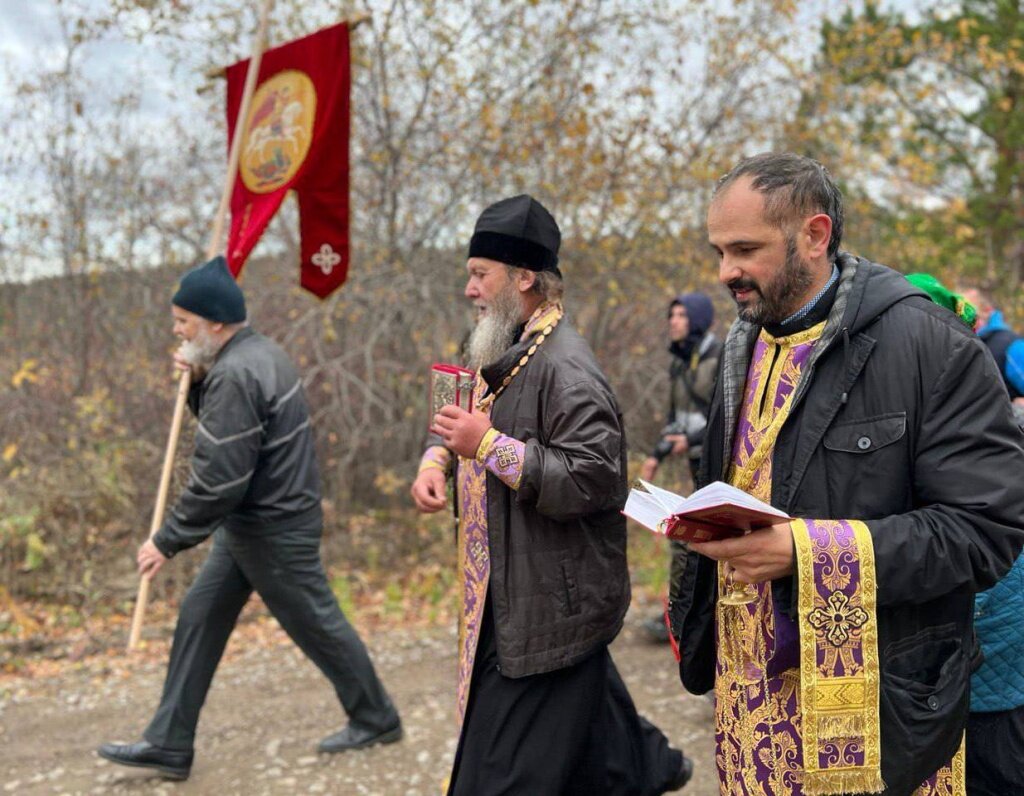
left=664, top=153, right=1024, bottom=795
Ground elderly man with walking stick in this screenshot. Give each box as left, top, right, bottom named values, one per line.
left=97, top=257, right=401, bottom=780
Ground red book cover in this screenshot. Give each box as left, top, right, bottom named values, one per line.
left=663, top=504, right=781, bottom=543
left=623, top=479, right=790, bottom=543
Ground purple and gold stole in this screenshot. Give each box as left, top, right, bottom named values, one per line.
left=715, top=322, right=964, bottom=795
left=716, top=323, right=825, bottom=795
left=418, top=382, right=498, bottom=728
left=454, top=376, right=492, bottom=726
left=791, top=521, right=965, bottom=795
left=791, top=518, right=884, bottom=793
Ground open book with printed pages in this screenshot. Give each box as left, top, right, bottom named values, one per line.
left=623, top=479, right=790, bottom=543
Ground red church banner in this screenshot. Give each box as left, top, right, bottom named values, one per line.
left=225, top=22, right=351, bottom=299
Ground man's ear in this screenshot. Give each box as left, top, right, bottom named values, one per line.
left=515, top=268, right=538, bottom=294
left=803, top=213, right=833, bottom=260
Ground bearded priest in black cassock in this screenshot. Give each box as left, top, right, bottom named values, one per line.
left=412, top=194, right=693, bottom=795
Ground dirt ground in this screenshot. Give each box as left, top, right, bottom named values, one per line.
left=1, top=604, right=718, bottom=796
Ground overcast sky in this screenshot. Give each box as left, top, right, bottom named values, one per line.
left=0, top=0, right=937, bottom=129
left=0, top=0, right=217, bottom=125
left=0, top=0, right=934, bottom=280
left=0, top=0, right=930, bottom=90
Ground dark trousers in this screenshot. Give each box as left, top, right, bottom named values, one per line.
left=966, top=705, right=1024, bottom=796
left=144, top=527, right=398, bottom=751
left=448, top=601, right=683, bottom=796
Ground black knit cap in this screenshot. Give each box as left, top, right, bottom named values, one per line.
left=171, top=255, right=246, bottom=323
left=468, top=194, right=561, bottom=276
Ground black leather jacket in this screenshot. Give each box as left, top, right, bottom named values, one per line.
left=154, top=327, right=321, bottom=557
left=476, top=320, right=631, bottom=678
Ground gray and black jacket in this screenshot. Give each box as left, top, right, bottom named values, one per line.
left=651, top=332, right=721, bottom=464
left=153, top=327, right=321, bottom=557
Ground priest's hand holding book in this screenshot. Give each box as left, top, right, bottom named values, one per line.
left=688, top=522, right=794, bottom=584
left=624, top=479, right=795, bottom=602
left=430, top=405, right=492, bottom=459
left=412, top=364, right=497, bottom=513
left=412, top=407, right=495, bottom=511
left=424, top=362, right=493, bottom=460
left=411, top=405, right=488, bottom=513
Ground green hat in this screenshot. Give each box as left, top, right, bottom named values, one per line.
left=905, top=273, right=976, bottom=328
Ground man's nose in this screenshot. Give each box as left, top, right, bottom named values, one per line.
left=465, top=280, right=477, bottom=299
left=718, top=258, right=741, bottom=285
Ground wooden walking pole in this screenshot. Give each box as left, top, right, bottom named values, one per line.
left=127, top=0, right=275, bottom=651
left=127, top=371, right=191, bottom=650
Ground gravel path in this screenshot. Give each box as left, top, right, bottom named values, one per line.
left=2, top=607, right=718, bottom=795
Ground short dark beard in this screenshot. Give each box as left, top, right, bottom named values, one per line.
left=467, top=274, right=523, bottom=369
left=729, top=235, right=815, bottom=325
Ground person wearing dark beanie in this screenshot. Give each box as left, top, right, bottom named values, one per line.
left=467, top=194, right=562, bottom=276
left=99, top=256, right=401, bottom=780
left=171, top=255, right=247, bottom=324
left=669, top=292, right=714, bottom=360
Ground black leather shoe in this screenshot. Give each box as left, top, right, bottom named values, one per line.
left=317, top=722, right=403, bottom=754
left=668, top=754, right=693, bottom=791
left=97, top=740, right=193, bottom=780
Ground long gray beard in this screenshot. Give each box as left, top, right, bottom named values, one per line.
left=467, top=284, right=523, bottom=370
left=179, top=328, right=220, bottom=373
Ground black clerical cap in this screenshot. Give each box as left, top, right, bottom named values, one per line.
left=468, top=194, right=561, bottom=276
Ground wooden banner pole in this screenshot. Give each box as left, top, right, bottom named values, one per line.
left=127, top=0, right=275, bottom=651
left=126, top=371, right=191, bottom=650
left=200, top=10, right=371, bottom=81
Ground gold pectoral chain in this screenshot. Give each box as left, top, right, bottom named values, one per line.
left=477, top=308, right=563, bottom=412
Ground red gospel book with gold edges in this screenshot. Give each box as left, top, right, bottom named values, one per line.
left=623, top=480, right=790, bottom=543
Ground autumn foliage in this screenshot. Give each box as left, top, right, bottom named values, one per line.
left=1, top=0, right=1020, bottom=636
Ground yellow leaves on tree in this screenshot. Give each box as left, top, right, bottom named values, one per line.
left=11, top=359, right=39, bottom=388
left=806, top=0, right=1024, bottom=294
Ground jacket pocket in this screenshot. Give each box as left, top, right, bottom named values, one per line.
left=823, top=412, right=906, bottom=453
left=879, top=623, right=969, bottom=790
left=818, top=412, right=911, bottom=518
left=559, top=557, right=582, bottom=617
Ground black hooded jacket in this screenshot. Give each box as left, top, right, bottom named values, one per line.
left=675, top=254, right=1024, bottom=794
